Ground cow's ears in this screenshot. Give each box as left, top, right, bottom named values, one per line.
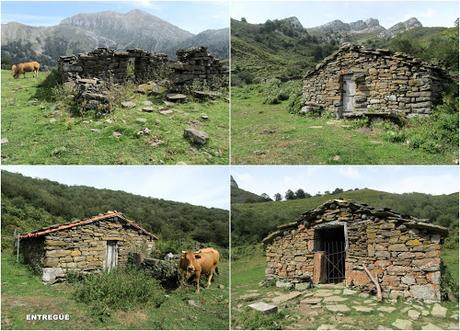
left=181, top=250, right=186, bottom=254
left=194, top=254, right=201, bottom=259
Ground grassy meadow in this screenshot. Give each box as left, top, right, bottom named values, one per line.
left=1, top=254, right=229, bottom=330
left=1, top=70, right=229, bottom=164
left=231, top=245, right=459, bottom=330
left=231, top=84, right=459, bottom=165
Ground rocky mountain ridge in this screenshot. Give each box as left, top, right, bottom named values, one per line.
left=1, top=9, right=228, bottom=67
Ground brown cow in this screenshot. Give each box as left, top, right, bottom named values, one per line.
left=12, top=61, right=40, bottom=79
left=179, top=247, right=220, bottom=293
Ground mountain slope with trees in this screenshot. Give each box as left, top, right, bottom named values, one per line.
left=232, top=187, right=458, bottom=247
left=1, top=171, right=229, bottom=249
left=231, top=16, right=459, bottom=83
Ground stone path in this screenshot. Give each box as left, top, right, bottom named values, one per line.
left=240, top=286, right=459, bottom=330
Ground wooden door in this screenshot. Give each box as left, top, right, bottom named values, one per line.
left=342, top=75, right=355, bottom=113
left=106, top=240, right=118, bottom=271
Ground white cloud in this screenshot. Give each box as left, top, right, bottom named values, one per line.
left=338, top=167, right=361, bottom=179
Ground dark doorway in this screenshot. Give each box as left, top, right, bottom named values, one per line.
left=316, top=226, right=346, bottom=283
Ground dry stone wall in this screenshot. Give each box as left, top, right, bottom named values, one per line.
left=20, top=216, right=155, bottom=278
left=303, top=44, right=451, bottom=117
left=264, top=200, right=447, bottom=301
left=58, top=46, right=227, bottom=92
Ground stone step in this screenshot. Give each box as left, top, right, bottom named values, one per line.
left=272, top=291, right=302, bottom=305
left=248, top=302, right=278, bottom=314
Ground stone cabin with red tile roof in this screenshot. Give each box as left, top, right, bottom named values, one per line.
left=18, top=211, right=158, bottom=283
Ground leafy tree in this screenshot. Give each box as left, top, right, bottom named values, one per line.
left=260, top=193, right=272, bottom=201
left=295, top=189, right=306, bottom=199
left=285, top=189, right=296, bottom=200
left=274, top=193, right=282, bottom=201
left=332, top=188, right=344, bottom=194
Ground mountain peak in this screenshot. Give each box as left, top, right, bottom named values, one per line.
left=388, top=17, right=422, bottom=35
left=280, top=16, right=304, bottom=29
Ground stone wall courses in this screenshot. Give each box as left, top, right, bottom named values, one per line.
left=264, top=200, right=447, bottom=302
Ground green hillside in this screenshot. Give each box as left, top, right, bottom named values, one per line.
left=1, top=171, right=229, bottom=249
left=232, top=18, right=459, bottom=82
left=232, top=188, right=458, bottom=246
left=231, top=186, right=269, bottom=204
left=231, top=18, right=337, bottom=83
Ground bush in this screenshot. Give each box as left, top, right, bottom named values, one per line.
left=74, top=268, right=166, bottom=321
left=379, top=87, right=459, bottom=153
left=234, top=308, right=286, bottom=330
left=287, top=91, right=303, bottom=113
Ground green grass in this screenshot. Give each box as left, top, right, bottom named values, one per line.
left=231, top=85, right=458, bottom=164
left=1, top=70, right=229, bottom=164
left=443, top=248, right=459, bottom=287
left=1, top=254, right=229, bottom=329
left=231, top=244, right=459, bottom=330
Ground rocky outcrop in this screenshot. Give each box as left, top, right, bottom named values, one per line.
left=264, top=199, right=448, bottom=302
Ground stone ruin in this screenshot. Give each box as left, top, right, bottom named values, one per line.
left=58, top=46, right=228, bottom=114
left=263, top=199, right=448, bottom=302
left=302, top=43, right=452, bottom=118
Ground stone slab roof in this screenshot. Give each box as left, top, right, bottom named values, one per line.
left=304, top=43, right=448, bottom=79
left=19, top=211, right=159, bottom=240
left=262, top=199, right=448, bottom=244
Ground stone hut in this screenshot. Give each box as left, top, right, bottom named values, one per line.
left=58, top=46, right=227, bottom=91
left=302, top=44, right=451, bottom=117
left=263, top=199, right=448, bottom=301
left=18, top=211, right=158, bottom=283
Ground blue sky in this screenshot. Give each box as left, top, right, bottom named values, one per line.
left=230, top=1, right=459, bottom=28
left=1, top=1, right=229, bottom=34
left=232, top=166, right=459, bottom=198
left=1, top=166, right=230, bottom=210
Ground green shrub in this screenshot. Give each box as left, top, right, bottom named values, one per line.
left=234, top=308, right=286, bottom=330
left=441, top=261, right=459, bottom=301
left=74, top=268, right=166, bottom=321
left=287, top=91, right=303, bottom=114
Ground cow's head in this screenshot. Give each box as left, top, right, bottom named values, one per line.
left=181, top=251, right=201, bottom=278
left=11, top=65, right=18, bottom=79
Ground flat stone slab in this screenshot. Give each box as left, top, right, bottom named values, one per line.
left=431, top=303, right=447, bottom=317
left=325, top=304, right=350, bottom=312
left=392, top=319, right=413, bottom=330
left=315, top=289, right=335, bottom=297
left=354, top=306, right=374, bottom=312
left=248, top=302, right=278, bottom=314
left=343, top=289, right=357, bottom=296
left=323, top=295, right=348, bottom=303
left=421, top=323, right=442, bottom=330
left=142, top=107, right=154, bottom=112
left=408, top=309, right=420, bottom=320
left=317, top=324, right=337, bottom=330
left=276, top=280, right=293, bottom=289
left=121, top=101, right=136, bottom=108
left=378, top=306, right=397, bottom=313
left=166, top=93, right=187, bottom=102
left=300, top=297, right=323, bottom=305
left=271, top=291, right=302, bottom=304
left=239, top=293, right=261, bottom=301
left=159, top=109, right=174, bottom=115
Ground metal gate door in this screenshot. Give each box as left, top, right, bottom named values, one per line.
left=342, top=75, right=355, bottom=113
left=324, top=241, right=345, bottom=283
